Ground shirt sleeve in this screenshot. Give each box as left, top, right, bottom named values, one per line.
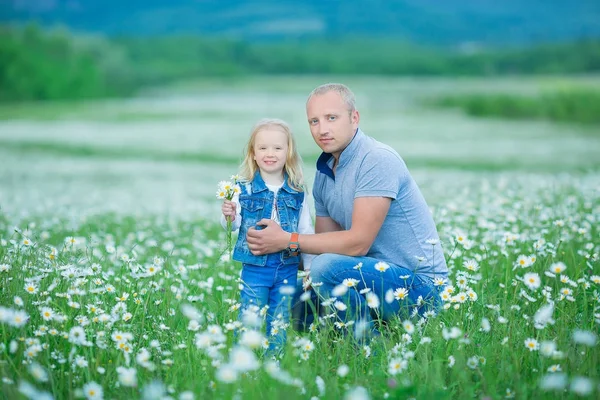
left=298, top=193, right=316, bottom=272
left=219, top=195, right=242, bottom=231
left=355, top=148, right=406, bottom=200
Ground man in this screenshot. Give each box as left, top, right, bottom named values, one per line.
left=246, top=83, right=447, bottom=334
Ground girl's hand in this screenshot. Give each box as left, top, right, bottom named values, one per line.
left=222, top=200, right=237, bottom=221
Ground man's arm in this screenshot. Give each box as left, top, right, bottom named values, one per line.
left=314, top=216, right=342, bottom=234
left=246, top=197, right=391, bottom=256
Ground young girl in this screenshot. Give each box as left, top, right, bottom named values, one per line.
left=221, top=118, right=314, bottom=357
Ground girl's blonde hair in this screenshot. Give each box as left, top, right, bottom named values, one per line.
left=239, top=118, right=305, bottom=192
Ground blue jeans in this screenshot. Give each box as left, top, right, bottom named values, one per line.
left=239, top=253, right=298, bottom=356
left=292, top=254, right=444, bottom=334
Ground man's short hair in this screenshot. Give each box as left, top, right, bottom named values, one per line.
left=307, top=83, right=356, bottom=112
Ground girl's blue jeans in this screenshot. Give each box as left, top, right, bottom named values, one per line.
left=239, top=253, right=298, bottom=356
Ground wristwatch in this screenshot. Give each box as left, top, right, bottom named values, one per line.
left=287, top=232, right=300, bottom=257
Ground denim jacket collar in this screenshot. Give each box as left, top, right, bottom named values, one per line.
left=250, top=171, right=297, bottom=194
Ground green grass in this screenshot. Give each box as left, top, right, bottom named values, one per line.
left=0, top=140, right=241, bottom=165
left=0, top=101, right=253, bottom=122
left=3, top=139, right=598, bottom=174
left=0, top=176, right=598, bottom=399
left=428, top=87, right=600, bottom=126
left=0, top=76, right=599, bottom=398
left=0, top=101, right=91, bottom=121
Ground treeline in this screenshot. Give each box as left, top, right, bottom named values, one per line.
left=0, top=24, right=137, bottom=101
left=2, top=23, right=600, bottom=101
left=116, top=36, right=600, bottom=82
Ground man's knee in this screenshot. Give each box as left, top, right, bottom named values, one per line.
left=309, top=253, right=343, bottom=281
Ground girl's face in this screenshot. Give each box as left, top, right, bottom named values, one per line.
left=253, top=128, right=289, bottom=176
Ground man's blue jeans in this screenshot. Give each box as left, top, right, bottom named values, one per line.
left=292, top=254, right=444, bottom=333
left=239, top=253, right=298, bottom=355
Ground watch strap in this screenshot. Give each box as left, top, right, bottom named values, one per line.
left=287, top=232, right=300, bottom=256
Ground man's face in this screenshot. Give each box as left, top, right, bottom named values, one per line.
left=306, top=91, right=359, bottom=159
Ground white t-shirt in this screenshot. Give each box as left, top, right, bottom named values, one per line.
left=220, top=182, right=315, bottom=271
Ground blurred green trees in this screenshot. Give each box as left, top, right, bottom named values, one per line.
left=0, top=24, right=137, bottom=101
left=2, top=23, right=600, bottom=104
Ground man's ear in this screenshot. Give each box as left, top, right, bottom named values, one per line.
left=352, top=110, right=360, bottom=126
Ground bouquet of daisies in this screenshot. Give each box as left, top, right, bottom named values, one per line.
left=216, top=175, right=241, bottom=255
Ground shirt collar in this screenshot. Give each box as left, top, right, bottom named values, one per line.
left=316, top=128, right=363, bottom=180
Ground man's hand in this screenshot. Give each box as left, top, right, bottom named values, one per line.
left=246, top=219, right=289, bottom=255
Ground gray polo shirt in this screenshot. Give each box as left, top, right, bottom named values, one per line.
left=313, top=129, right=448, bottom=279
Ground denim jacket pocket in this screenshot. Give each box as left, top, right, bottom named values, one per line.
left=240, top=198, right=265, bottom=213
left=234, top=196, right=271, bottom=266
left=283, top=197, right=301, bottom=210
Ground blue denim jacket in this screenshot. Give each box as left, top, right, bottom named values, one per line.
left=233, top=172, right=304, bottom=266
